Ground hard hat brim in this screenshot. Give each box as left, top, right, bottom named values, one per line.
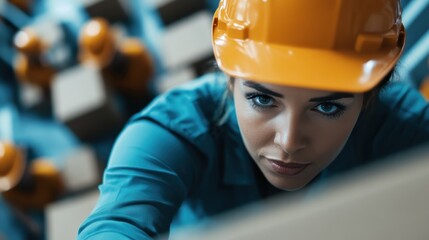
left=212, top=27, right=405, bottom=93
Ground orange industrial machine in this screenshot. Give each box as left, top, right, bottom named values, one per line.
left=0, top=141, right=63, bottom=210
left=79, top=17, right=154, bottom=102
left=13, top=28, right=56, bottom=89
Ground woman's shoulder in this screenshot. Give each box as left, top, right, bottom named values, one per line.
left=324, top=80, right=429, bottom=175
left=129, top=72, right=229, bottom=154
left=379, top=80, right=428, bottom=114
left=142, top=71, right=227, bottom=112
left=359, top=80, right=429, bottom=158
left=374, top=80, right=429, bottom=132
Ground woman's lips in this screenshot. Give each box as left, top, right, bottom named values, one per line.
left=266, top=159, right=310, bottom=176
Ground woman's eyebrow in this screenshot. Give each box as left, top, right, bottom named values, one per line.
left=243, top=81, right=283, bottom=97
left=309, top=93, right=354, bottom=102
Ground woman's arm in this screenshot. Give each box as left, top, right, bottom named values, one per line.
left=77, top=119, right=204, bottom=239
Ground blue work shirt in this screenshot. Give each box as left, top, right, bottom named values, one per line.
left=78, top=72, right=429, bottom=239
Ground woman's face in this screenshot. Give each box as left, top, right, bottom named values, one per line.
left=232, top=78, right=364, bottom=191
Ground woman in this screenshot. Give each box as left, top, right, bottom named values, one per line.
left=78, top=0, right=429, bottom=239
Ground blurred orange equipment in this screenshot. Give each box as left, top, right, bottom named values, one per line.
left=0, top=141, right=25, bottom=192
left=420, top=77, right=429, bottom=100
left=13, top=28, right=55, bottom=88
left=2, top=158, right=64, bottom=210
left=8, top=0, right=33, bottom=13
left=79, top=18, right=154, bottom=98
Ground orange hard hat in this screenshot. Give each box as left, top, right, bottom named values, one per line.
left=0, top=142, right=25, bottom=192
left=212, top=0, right=406, bottom=92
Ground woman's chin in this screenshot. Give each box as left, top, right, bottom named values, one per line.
left=266, top=173, right=315, bottom=191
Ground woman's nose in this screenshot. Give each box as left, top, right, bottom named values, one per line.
left=273, top=114, right=307, bottom=155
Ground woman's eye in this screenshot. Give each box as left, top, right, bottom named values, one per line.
left=245, top=93, right=275, bottom=109
left=314, top=102, right=346, bottom=118
left=255, top=95, right=273, bottom=106
left=316, top=103, right=337, bottom=114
